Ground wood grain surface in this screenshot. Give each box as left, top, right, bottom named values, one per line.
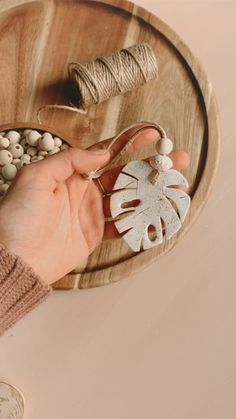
left=0, top=0, right=220, bottom=290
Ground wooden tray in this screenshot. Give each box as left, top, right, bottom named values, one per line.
left=0, top=0, right=220, bottom=290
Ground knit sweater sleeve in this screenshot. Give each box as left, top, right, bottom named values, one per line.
left=0, top=243, right=52, bottom=336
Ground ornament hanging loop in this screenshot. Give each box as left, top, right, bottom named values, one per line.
left=85, top=121, right=168, bottom=183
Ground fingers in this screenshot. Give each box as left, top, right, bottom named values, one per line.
left=99, top=150, right=190, bottom=195
left=170, top=150, right=190, bottom=170
left=12, top=126, right=159, bottom=192
left=87, top=127, right=160, bottom=157
left=13, top=147, right=110, bottom=191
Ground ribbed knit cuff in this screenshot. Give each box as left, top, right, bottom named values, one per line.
left=0, top=243, right=52, bottom=336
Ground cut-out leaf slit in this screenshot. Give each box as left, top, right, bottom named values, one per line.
left=110, top=160, right=191, bottom=252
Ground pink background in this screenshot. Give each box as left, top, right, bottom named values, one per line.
left=1, top=1, right=236, bottom=418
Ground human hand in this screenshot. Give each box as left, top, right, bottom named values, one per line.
left=0, top=128, right=189, bottom=285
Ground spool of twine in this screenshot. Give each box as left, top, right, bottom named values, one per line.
left=68, top=43, right=158, bottom=109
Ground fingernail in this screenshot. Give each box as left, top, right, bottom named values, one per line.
left=89, top=148, right=109, bottom=155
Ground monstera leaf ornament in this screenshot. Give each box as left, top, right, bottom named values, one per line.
left=110, top=135, right=191, bottom=252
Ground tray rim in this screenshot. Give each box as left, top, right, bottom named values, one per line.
left=0, top=0, right=221, bottom=289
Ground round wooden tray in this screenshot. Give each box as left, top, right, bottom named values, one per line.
left=0, top=0, right=220, bottom=290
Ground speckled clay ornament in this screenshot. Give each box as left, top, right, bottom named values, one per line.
left=110, top=160, right=190, bottom=251
left=109, top=124, right=191, bottom=252
left=110, top=124, right=190, bottom=252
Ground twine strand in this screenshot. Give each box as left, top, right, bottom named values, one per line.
left=37, top=104, right=87, bottom=124
left=85, top=121, right=167, bottom=182
left=69, top=43, right=158, bottom=109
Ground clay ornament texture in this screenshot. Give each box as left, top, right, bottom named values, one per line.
left=110, top=160, right=191, bottom=252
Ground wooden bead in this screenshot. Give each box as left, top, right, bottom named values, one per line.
left=21, top=154, right=31, bottom=161
left=23, top=129, right=32, bottom=136
left=13, top=158, right=21, bottom=164
left=61, top=143, right=69, bottom=150
left=17, top=160, right=30, bottom=169
left=0, top=136, right=10, bottom=148
left=5, top=130, right=21, bottom=144
left=27, top=130, right=41, bottom=146
left=149, top=154, right=173, bottom=172
left=39, top=133, right=54, bottom=151
left=8, top=143, right=24, bottom=158
left=0, top=183, right=9, bottom=193
left=155, top=138, right=173, bottom=155
left=2, top=163, right=17, bottom=180
left=48, top=146, right=60, bottom=155
left=21, top=138, right=27, bottom=148
left=31, top=156, right=43, bottom=163
left=26, top=146, right=37, bottom=157
left=54, top=137, right=62, bottom=147
left=0, top=150, right=13, bottom=165
left=38, top=150, right=48, bottom=156
left=43, top=132, right=53, bottom=139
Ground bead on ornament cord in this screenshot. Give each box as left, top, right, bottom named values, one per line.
left=148, top=136, right=174, bottom=185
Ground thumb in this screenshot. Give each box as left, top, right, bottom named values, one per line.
left=14, top=147, right=110, bottom=191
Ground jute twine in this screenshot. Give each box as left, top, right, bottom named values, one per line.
left=37, top=43, right=157, bottom=123
left=68, top=43, right=158, bottom=109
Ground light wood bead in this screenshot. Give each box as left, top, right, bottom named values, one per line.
left=155, top=138, right=173, bottom=155
left=0, top=183, right=9, bottom=193
left=26, top=146, right=37, bottom=157
left=2, top=163, right=17, bottom=180
left=54, top=137, right=62, bottom=147
left=5, top=130, right=21, bottom=144
left=31, top=156, right=43, bottom=163
left=23, top=129, right=32, bottom=136
left=43, top=132, right=53, bottom=139
left=38, top=150, right=48, bottom=156
left=0, top=136, right=10, bottom=148
left=0, top=150, right=13, bottom=165
left=27, top=130, right=41, bottom=146
left=61, top=143, right=69, bottom=150
left=39, top=134, right=54, bottom=151
left=21, top=138, right=27, bottom=148
left=13, top=158, right=21, bottom=164
left=48, top=146, right=60, bottom=155
left=8, top=143, right=24, bottom=158
left=17, top=160, right=30, bottom=169
left=21, top=154, right=31, bottom=161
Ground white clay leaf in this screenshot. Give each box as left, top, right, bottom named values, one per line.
left=110, top=160, right=191, bottom=252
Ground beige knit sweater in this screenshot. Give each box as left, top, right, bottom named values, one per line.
left=0, top=243, right=52, bottom=336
